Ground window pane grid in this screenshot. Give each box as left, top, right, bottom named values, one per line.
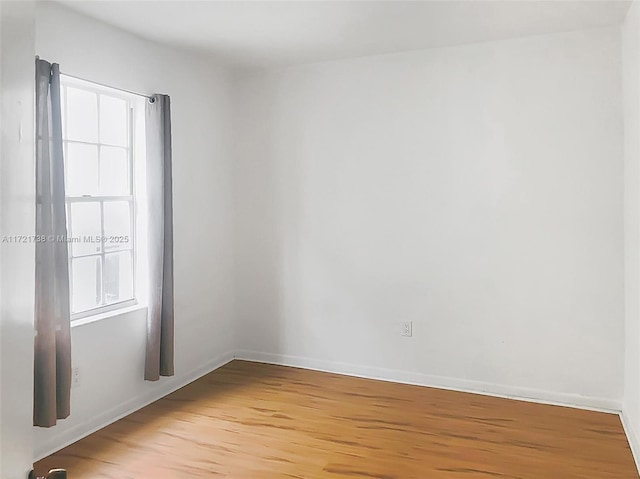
left=65, top=197, right=135, bottom=310
left=62, top=77, right=137, bottom=318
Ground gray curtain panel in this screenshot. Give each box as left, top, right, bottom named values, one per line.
left=34, top=59, right=72, bottom=427
left=144, top=94, right=175, bottom=381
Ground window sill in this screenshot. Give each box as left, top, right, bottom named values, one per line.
left=71, top=304, right=147, bottom=328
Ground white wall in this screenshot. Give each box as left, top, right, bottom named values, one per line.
left=623, top=0, right=640, bottom=470
left=233, top=27, right=625, bottom=409
left=0, top=2, right=36, bottom=477
left=33, top=2, right=236, bottom=460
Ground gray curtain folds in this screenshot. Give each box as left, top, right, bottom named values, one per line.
left=144, top=94, right=175, bottom=381
left=34, top=59, right=72, bottom=427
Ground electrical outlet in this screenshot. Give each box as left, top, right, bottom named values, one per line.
left=401, top=321, right=412, bottom=337
left=72, top=367, right=81, bottom=388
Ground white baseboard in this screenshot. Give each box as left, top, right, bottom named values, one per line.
left=620, top=410, right=640, bottom=475
left=233, top=349, right=621, bottom=414
left=33, top=351, right=235, bottom=462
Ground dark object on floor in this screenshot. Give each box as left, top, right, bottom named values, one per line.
left=46, top=470, right=67, bottom=479
left=29, top=469, right=67, bottom=479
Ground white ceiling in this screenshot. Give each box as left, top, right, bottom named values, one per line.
left=57, top=0, right=632, bottom=69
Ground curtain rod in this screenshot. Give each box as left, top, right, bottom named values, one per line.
left=60, top=72, right=155, bottom=103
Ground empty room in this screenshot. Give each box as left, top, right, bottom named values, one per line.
left=2, top=0, right=640, bottom=477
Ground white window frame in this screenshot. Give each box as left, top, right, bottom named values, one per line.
left=61, top=75, right=139, bottom=321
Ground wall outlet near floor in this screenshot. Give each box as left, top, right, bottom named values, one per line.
left=401, top=321, right=413, bottom=337
left=72, top=367, right=81, bottom=388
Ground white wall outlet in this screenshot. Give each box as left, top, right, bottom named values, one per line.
left=401, top=321, right=413, bottom=337
left=72, top=367, right=81, bottom=388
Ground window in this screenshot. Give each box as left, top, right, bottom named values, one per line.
left=61, top=76, right=140, bottom=319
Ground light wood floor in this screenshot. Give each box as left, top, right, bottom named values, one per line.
left=35, top=360, right=638, bottom=479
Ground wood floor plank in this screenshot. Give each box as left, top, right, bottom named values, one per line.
left=35, top=360, right=639, bottom=478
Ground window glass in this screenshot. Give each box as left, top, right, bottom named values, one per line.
left=72, top=256, right=102, bottom=313
left=104, top=251, right=133, bottom=304
left=100, top=146, right=129, bottom=195
left=100, top=95, right=128, bottom=146
left=66, top=143, right=99, bottom=196
left=70, top=202, right=102, bottom=256
left=66, top=88, right=98, bottom=143
left=103, top=201, right=131, bottom=252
